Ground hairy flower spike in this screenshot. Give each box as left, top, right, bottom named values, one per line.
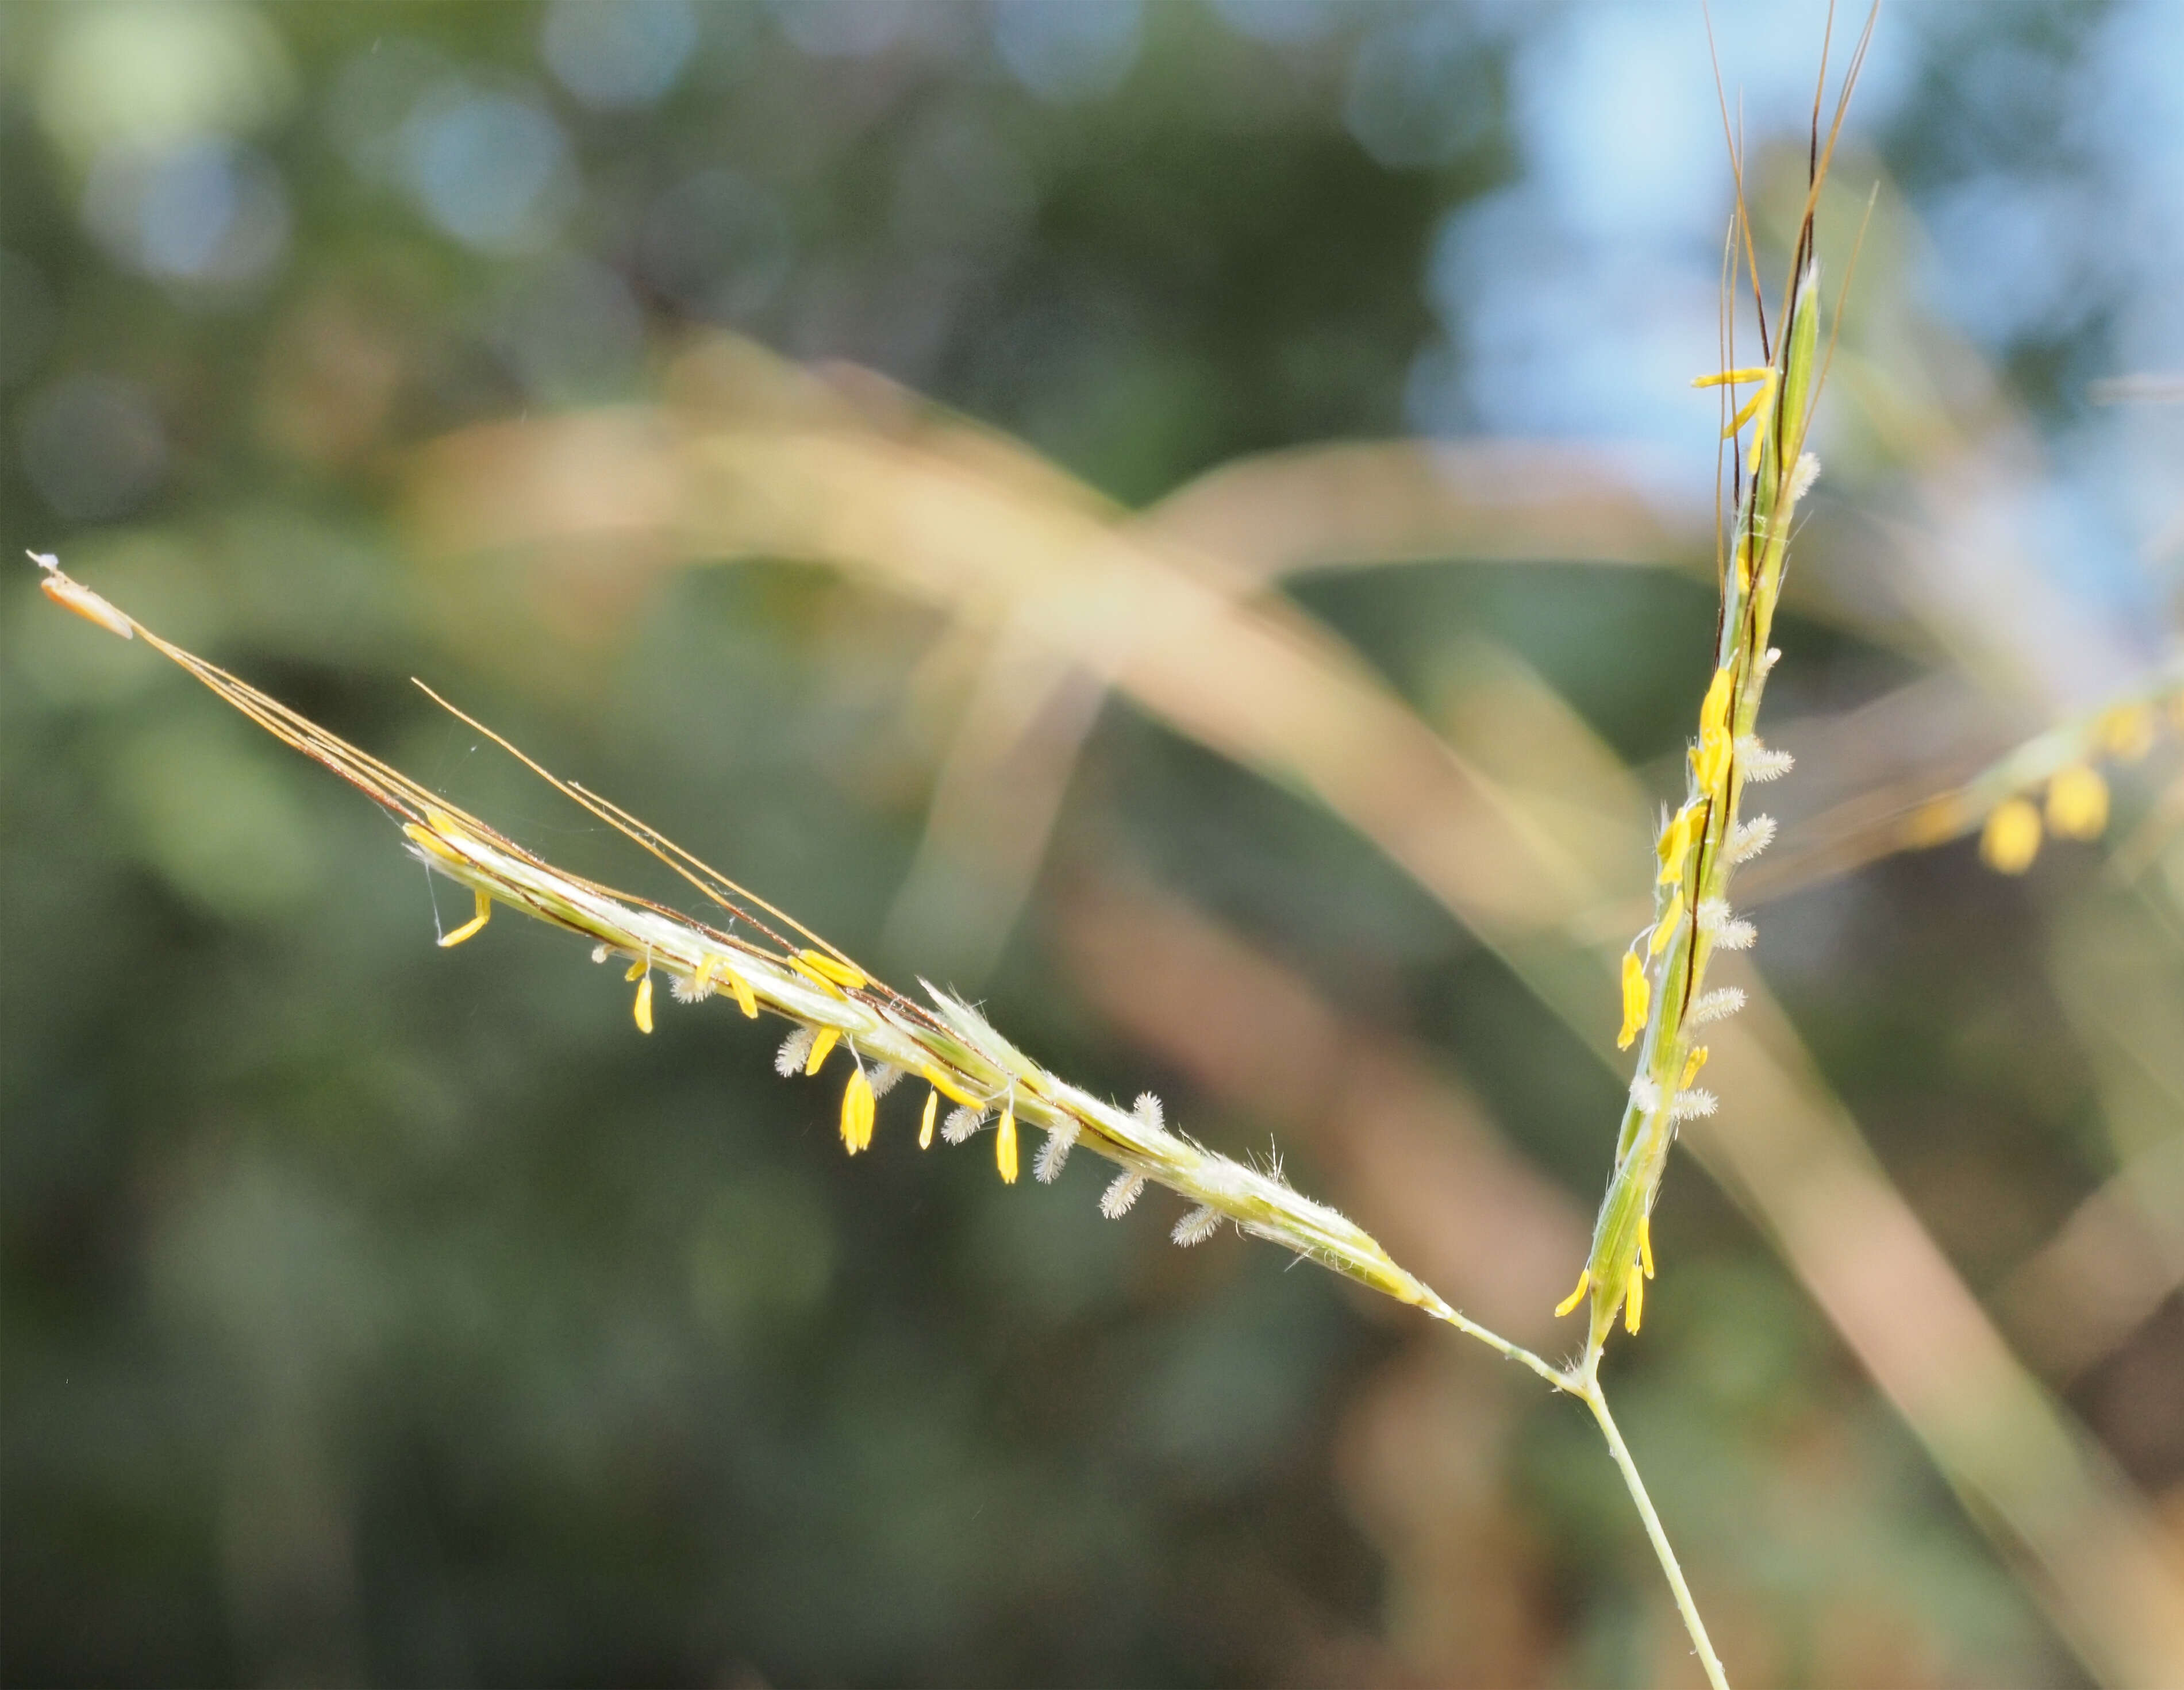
left=1035, top=1117, right=1078, bottom=1184
left=1133, top=1093, right=1164, bottom=1131
left=672, top=957, right=718, bottom=1004
left=1172, top=1204, right=1221, bottom=1247
left=1728, top=815, right=1776, bottom=863
left=1670, top=1088, right=1718, bottom=1121
left=1629, top=1075, right=1662, bottom=1114
left=1099, top=1170, right=1145, bottom=1219
left=1698, top=898, right=1755, bottom=950
left=1691, top=987, right=1745, bottom=1025
left=941, top=1105, right=983, bottom=1146
left=868, top=1062, right=905, bottom=1099
left=1737, top=737, right=1794, bottom=782
left=1787, top=451, right=1821, bottom=505
left=775, top=1026, right=816, bottom=1077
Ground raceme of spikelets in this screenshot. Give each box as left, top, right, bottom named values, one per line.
left=1552, top=86, right=1866, bottom=1366
left=29, top=554, right=1508, bottom=1349
left=1951, top=678, right=2184, bottom=875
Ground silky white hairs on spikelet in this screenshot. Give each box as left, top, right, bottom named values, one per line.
left=1670, top=1088, right=1719, bottom=1121
left=1728, top=815, right=1776, bottom=863
left=1100, top=1170, right=1145, bottom=1218
left=1035, top=1117, right=1078, bottom=1184
left=1737, top=737, right=1795, bottom=782
left=1172, top=1205, right=1222, bottom=1246
left=1698, top=899, right=1756, bottom=950
left=775, top=1026, right=816, bottom=1076
left=941, top=1106, right=985, bottom=1146
left=592, top=943, right=612, bottom=964
left=1691, top=987, right=1747, bottom=1025
left=1133, top=1093, right=1164, bottom=1131
left=867, top=1063, right=905, bottom=1099
left=671, top=969, right=717, bottom=1004
left=1629, top=1075, right=1663, bottom=1113
left=1787, top=452, right=1821, bottom=505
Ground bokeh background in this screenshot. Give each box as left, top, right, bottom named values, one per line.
left=5, top=1, right=2182, bottom=1685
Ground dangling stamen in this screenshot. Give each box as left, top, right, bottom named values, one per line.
left=439, top=888, right=491, bottom=948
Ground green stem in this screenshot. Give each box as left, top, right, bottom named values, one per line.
left=1582, top=1376, right=1731, bottom=1690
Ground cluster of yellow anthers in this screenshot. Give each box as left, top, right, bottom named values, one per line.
left=32, top=554, right=1513, bottom=1350
left=1974, top=691, right=2184, bottom=875
left=1554, top=224, right=1831, bottom=1360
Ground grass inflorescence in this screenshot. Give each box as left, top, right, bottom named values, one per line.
left=1555, top=17, right=1873, bottom=1382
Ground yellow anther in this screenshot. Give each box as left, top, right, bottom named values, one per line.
left=919, top=1089, right=938, bottom=1149
left=1656, top=801, right=1700, bottom=887
left=794, top=949, right=869, bottom=990
left=1694, top=666, right=1735, bottom=791
left=1979, top=799, right=2043, bottom=873
left=996, top=1100, right=1018, bottom=1184
left=803, top=1027, right=840, bottom=1075
left=920, top=1065, right=980, bottom=1108
left=2098, top=703, right=2156, bottom=761
left=403, top=822, right=467, bottom=868
left=1692, top=365, right=1778, bottom=471
left=438, top=888, right=491, bottom=948
left=840, top=1068, right=875, bottom=1154
left=1554, top=1268, right=1591, bottom=1318
left=1617, top=952, right=1648, bottom=1050
left=724, top=966, right=758, bottom=1018
left=625, top=958, right=646, bottom=982
left=1680, top=1045, right=1709, bottom=1088
left=633, top=972, right=654, bottom=1035
left=1649, top=888, right=1684, bottom=957
left=1640, top=1213, right=1655, bottom=1280
left=1691, top=365, right=1775, bottom=389
left=2045, top=764, right=2108, bottom=839
left=1624, top=1260, right=1645, bottom=1333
